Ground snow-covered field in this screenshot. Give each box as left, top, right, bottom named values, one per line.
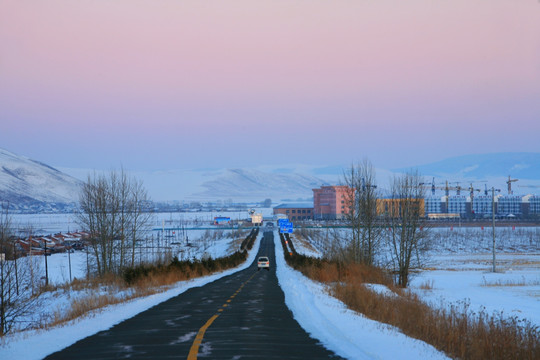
left=295, top=226, right=540, bottom=330
left=409, top=227, right=540, bottom=328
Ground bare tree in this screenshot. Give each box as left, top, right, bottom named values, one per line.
left=77, top=170, right=152, bottom=277
left=343, top=159, right=384, bottom=265
left=0, top=202, right=11, bottom=335
left=117, top=169, right=130, bottom=270
left=0, top=203, right=41, bottom=335
left=384, top=170, right=429, bottom=287
left=129, top=178, right=152, bottom=268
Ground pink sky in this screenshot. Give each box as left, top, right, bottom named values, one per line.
left=1, top=0, right=539, bottom=170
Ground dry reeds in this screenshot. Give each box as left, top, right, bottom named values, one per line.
left=332, top=282, right=540, bottom=360
left=419, top=279, right=435, bottom=290
left=481, top=276, right=540, bottom=287
left=282, top=239, right=540, bottom=360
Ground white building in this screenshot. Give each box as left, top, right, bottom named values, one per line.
left=447, top=195, right=467, bottom=215
left=523, top=195, right=540, bottom=216
left=471, top=195, right=496, bottom=216
left=497, top=195, right=522, bottom=216
left=425, top=195, right=444, bottom=214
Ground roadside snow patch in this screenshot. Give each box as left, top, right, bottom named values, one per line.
left=274, top=232, right=449, bottom=360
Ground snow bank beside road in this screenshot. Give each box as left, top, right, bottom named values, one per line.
left=274, top=231, right=449, bottom=360
left=0, top=235, right=261, bottom=360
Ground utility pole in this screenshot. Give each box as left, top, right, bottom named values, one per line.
left=68, top=243, right=72, bottom=282
left=13, top=244, right=18, bottom=295
left=1, top=253, right=4, bottom=336
left=491, top=187, right=500, bottom=272
left=86, top=243, right=89, bottom=279
left=44, top=240, right=49, bottom=286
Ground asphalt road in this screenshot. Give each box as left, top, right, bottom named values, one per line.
left=46, top=230, right=344, bottom=359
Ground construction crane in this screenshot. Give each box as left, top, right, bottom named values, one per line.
left=419, top=177, right=443, bottom=196
left=433, top=180, right=465, bottom=196
left=506, top=175, right=518, bottom=195
left=467, top=183, right=482, bottom=197
left=466, top=180, right=488, bottom=196
left=420, top=180, right=457, bottom=197
left=422, top=179, right=486, bottom=197
left=449, top=181, right=469, bottom=196
left=467, top=183, right=483, bottom=212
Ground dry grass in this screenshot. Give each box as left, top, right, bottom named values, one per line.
left=419, top=279, right=435, bottom=290
left=481, top=277, right=540, bottom=287
left=330, top=281, right=540, bottom=359
left=296, top=260, right=396, bottom=290
left=284, top=243, right=540, bottom=359
left=42, top=265, right=230, bottom=330
left=49, top=293, right=125, bottom=328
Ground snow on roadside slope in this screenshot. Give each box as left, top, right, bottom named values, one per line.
left=274, top=231, right=450, bottom=360
left=0, top=235, right=261, bottom=360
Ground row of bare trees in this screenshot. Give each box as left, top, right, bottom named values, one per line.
left=0, top=169, right=153, bottom=335
left=76, top=170, right=152, bottom=277
left=341, top=160, right=429, bottom=287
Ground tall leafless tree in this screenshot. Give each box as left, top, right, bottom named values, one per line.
left=76, top=170, right=152, bottom=277
left=342, top=159, right=384, bottom=265
left=129, top=178, right=152, bottom=268
left=384, top=170, right=429, bottom=287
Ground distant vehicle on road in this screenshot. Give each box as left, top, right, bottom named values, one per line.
left=257, top=256, right=270, bottom=271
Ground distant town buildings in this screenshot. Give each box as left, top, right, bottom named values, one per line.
left=15, top=232, right=89, bottom=256
left=422, top=194, right=540, bottom=219
left=272, top=184, right=540, bottom=222
left=312, top=185, right=351, bottom=220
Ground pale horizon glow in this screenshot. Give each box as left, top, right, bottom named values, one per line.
left=1, top=1, right=539, bottom=171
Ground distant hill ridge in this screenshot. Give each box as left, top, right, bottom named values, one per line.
left=2, top=148, right=540, bottom=208
left=194, top=168, right=326, bottom=200
left=0, top=148, right=82, bottom=208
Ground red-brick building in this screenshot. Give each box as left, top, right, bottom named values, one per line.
left=313, top=185, right=352, bottom=220
left=273, top=203, right=314, bottom=221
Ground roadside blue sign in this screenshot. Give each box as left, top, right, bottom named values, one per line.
left=279, top=221, right=293, bottom=234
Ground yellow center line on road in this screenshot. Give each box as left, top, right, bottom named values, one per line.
left=187, top=314, right=219, bottom=360
left=187, top=272, right=258, bottom=360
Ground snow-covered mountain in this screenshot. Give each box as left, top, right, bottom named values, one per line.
left=6, top=148, right=540, bottom=209
left=0, top=148, right=82, bottom=208
left=59, top=165, right=335, bottom=203
left=194, top=168, right=327, bottom=201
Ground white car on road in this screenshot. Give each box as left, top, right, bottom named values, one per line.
left=257, top=256, right=270, bottom=271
